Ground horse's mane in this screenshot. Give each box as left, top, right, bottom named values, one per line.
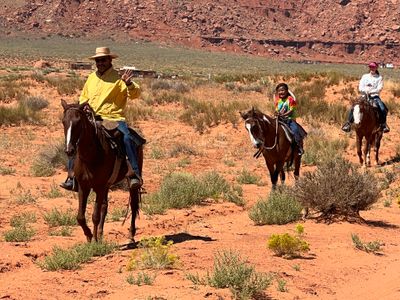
left=241, top=107, right=274, bottom=123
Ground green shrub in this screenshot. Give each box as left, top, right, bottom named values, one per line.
left=179, top=98, right=248, bottom=133
left=4, top=225, right=35, bottom=242
left=45, top=75, right=85, bottom=95
left=267, top=233, right=310, bottom=258
left=249, top=188, right=302, bottom=225
left=0, top=102, right=40, bottom=125
left=294, top=157, right=380, bottom=222
left=204, top=250, right=272, bottom=300
left=0, top=165, right=16, bottom=175
left=126, top=272, right=155, bottom=286
left=144, top=171, right=244, bottom=213
left=30, top=142, right=68, bottom=177
left=168, top=143, right=198, bottom=157
left=20, top=95, right=49, bottom=111
left=46, top=182, right=64, bottom=198
left=10, top=212, right=37, bottom=227
left=236, top=169, right=262, bottom=185
left=49, top=226, right=73, bottom=237
left=126, top=236, right=178, bottom=270
left=351, top=233, right=383, bottom=254
left=125, top=102, right=154, bottom=122
left=13, top=189, right=36, bottom=205
left=109, top=207, right=127, bottom=222
left=43, top=208, right=77, bottom=227
left=38, top=241, right=117, bottom=271
left=276, top=278, right=288, bottom=292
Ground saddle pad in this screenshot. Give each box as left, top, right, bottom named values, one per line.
left=102, top=119, right=119, bottom=130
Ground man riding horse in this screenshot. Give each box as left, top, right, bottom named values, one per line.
left=342, top=62, right=389, bottom=133
left=61, top=47, right=144, bottom=191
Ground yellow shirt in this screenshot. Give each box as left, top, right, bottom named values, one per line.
left=79, top=67, right=140, bottom=121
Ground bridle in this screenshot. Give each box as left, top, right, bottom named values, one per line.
left=246, top=114, right=279, bottom=158
left=63, top=105, right=97, bottom=152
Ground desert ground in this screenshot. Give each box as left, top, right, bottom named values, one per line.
left=1, top=53, right=400, bottom=300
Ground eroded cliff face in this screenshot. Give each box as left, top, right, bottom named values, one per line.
left=1, top=0, right=399, bottom=63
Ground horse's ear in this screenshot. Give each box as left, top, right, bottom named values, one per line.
left=61, top=99, right=68, bottom=110
left=239, top=111, right=245, bottom=119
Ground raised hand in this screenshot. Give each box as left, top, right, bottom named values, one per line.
left=121, top=69, right=134, bottom=86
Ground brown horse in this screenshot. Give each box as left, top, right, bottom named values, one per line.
left=353, top=94, right=383, bottom=166
left=240, top=107, right=302, bottom=188
left=61, top=100, right=144, bottom=242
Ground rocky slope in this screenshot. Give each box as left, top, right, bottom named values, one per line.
left=1, top=0, right=400, bottom=64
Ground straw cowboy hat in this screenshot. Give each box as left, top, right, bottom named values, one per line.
left=88, top=47, right=118, bottom=60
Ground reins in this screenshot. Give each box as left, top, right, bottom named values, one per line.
left=253, top=116, right=279, bottom=159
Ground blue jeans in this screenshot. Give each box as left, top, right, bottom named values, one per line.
left=286, top=119, right=302, bottom=145
left=117, top=121, right=141, bottom=177
left=372, top=96, right=387, bottom=123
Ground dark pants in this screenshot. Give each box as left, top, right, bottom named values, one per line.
left=66, top=121, right=141, bottom=178
left=347, top=96, right=387, bottom=124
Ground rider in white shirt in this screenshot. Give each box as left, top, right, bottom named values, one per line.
left=341, top=62, right=389, bottom=133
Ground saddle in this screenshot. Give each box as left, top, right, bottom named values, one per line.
left=278, top=118, right=307, bottom=144
left=95, top=119, right=146, bottom=159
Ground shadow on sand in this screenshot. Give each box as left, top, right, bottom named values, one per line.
left=119, top=232, right=215, bottom=250
left=365, top=219, right=399, bottom=229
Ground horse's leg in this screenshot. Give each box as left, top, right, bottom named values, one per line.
left=374, top=133, right=382, bottom=166
left=265, top=162, right=276, bottom=189
left=356, top=134, right=363, bottom=165
left=129, top=187, right=140, bottom=242
left=272, top=161, right=284, bottom=188
left=280, top=169, right=285, bottom=185
left=365, top=137, right=371, bottom=167
left=97, top=189, right=109, bottom=241
left=77, top=187, right=93, bottom=242
left=92, top=189, right=107, bottom=242
left=294, top=153, right=301, bottom=181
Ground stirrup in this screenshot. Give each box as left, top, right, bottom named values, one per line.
left=381, top=124, right=390, bottom=133
left=341, top=122, right=351, bottom=133
left=129, top=175, right=143, bottom=189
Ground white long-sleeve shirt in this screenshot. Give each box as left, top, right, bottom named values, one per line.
left=358, top=73, right=383, bottom=96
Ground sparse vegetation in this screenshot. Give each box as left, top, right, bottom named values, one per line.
left=38, top=241, right=117, bottom=271
left=49, top=226, right=73, bottom=237
left=126, top=236, right=178, bottom=270
left=109, top=207, right=127, bottom=222
left=10, top=212, right=37, bottom=227
left=351, top=233, right=383, bottom=254
left=0, top=165, right=16, bottom=175
left=276, top=278, right=288, bottom=292
left=267, top=226, right=310, bottom=258
left=236, top=169, right=262, bottom=185
left=0, top=102, right=41, bottom=125
left=294, top=157, right=380, bottom=222
left=30, top=142, right=68, bottom=177
left=303, top=130, right=348, bottom=165
left=249, top=188, right=302, bottom=225
left=3, top=224, right=36, bottom=242
left=187, top=250, right=272, bottom=300
left=143, top=171, right=244, bottom=214
left=43, top=208, right=77, bottom=227
left=126, top=272, right=156, bottom=286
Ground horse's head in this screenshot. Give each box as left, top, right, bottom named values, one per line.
left=61, top=100, right=93, bottom=156
left=240, top=107, right=271, bottom=149
left=353, top=94, right=375, bottom=125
